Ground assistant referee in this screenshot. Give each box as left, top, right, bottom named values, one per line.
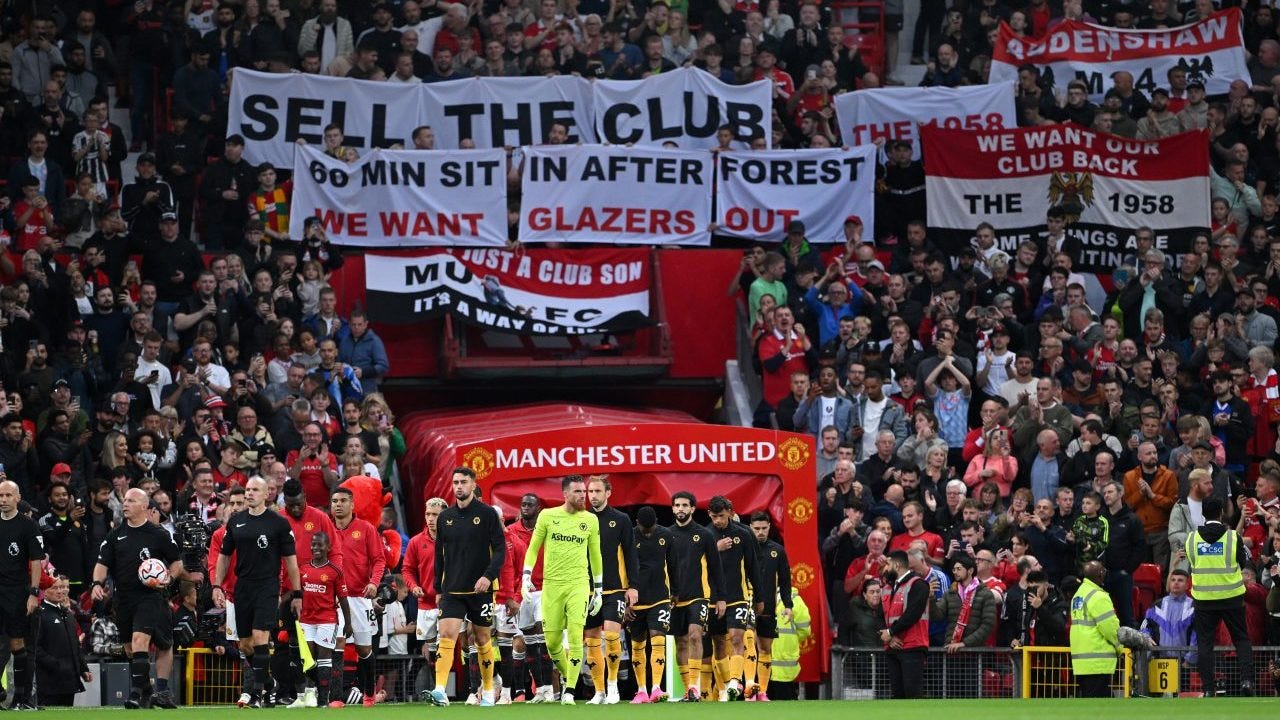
left=0, top=481, right=45, bottom=710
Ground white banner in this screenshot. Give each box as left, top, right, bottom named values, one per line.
left=592, top=68, right=772, bottom=149
left=518, top=145, right=713, bottom=245
left=229, top=68, right=769, bottom=164
left=714, top=147, right=877, bottom=242
left=417, top=75, right=595, bottom=150
left=289, top=144, right=508, bottom=247
left=833, top=84, right=1016, bottom=159
left=990, top=9, right=1249, bottom=101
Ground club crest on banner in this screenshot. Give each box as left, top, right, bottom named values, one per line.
left=462, top=447, right=495, bottom=480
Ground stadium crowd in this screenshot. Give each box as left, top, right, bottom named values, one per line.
left=0, top=0, right=1278, bottom=707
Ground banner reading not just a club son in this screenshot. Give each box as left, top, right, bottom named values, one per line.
left=364, top=249, right=652, bottom=336
left=921, top=124, right=1210, bottom=275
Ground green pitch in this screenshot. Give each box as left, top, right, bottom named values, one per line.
left=19, top=698, right=1274, bottom=718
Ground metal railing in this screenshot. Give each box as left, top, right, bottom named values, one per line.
left=182, top=649, right=427, bottom=705
left=830, top=646, right=1133, bottom=699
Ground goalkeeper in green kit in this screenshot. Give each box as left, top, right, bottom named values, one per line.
left=523, top=475, right=603, bottom=706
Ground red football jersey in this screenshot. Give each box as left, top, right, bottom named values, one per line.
left=300, top=560, right=348, bottom=624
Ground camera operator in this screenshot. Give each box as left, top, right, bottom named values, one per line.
left=92, top=488, right=203, bottom=709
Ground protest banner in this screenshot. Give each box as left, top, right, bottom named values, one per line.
left=921, top=124, right=1210, bottom=275
left=990, top=9, right=1248, bottom=101
left=592, top=67, right=772, bottom=148
left=364, top=249, right=651, bottom=335
left=714, top=147, right=877, bottom=242
left=833, top=84, right=1016, bottom=159
left=289, top=144, right=508, bottom=247
left=518, top=145, right=713, bottom=245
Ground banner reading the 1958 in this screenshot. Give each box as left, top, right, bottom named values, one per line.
left=921, top=124, right=1210, bottom=275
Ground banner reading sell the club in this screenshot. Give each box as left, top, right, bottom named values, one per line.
left=714, top=147, right=877, bottom=242
left=592, top=68, right=772, bottom=149
left=519, top=144, right=713, bottom=245
left=832, top=84, right=1016, bottom=160
left=990, top=9, right=1249, bottom=101
left=921, top=124, right=1209, bottom=275
left=289, top=144, right=508, bottom=247
left=364, top=249, right=651, bottom=335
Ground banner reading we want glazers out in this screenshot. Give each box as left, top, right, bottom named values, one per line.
left=364, top=249, right=651, bottom=336
left=922, top=124, right=1209, bottom=275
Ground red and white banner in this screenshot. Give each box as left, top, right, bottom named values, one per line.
left=833, top=84, right=1016, bottom=159
left=922, top=124, right=1209, bottom=274
left=991, top=9, right=1248, bottom=101
left=518, top=144, right=713, bottom=245
left=363, top=249, right=651, bottom=335
left=714, top=147, right=877, bottom=242
left=290, top=145, right=508, bottom=247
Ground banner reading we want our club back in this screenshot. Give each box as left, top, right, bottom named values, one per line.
left=922, top=124, right=1209, bottom=275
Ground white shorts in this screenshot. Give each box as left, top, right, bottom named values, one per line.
left=339, top=596, right=376, bottom=646
left=416, top=608, right=440, bottom=644
left=517, top=591, right=542, bottom=629
left=494, top=603, right=519, bottom=635
left=225, top=600, right=239, bottom=642
left=301, top=622, right=339, bottom=650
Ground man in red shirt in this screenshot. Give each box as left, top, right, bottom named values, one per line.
left=505, top=493, right=553, bottom=702
left=331, top=487, right=386, bottom=707
left=402, top=497, right=444, bottom=676
left=888, top=502, right=944, bottom=565
left=285, top=423, right=338, bottom=507
left=522, top=0, right=561, bottom=52
left=281, top=481, right=345, bottom=577
left=752, top=46, right=794, bottom=103
left=295, top=532, right=352, bottom=708
left=756, top=306, right=815, bottom=412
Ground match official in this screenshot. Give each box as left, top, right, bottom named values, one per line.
left=0, top=481, right=47, bottom=710
left=213, top=477, right=302, bottom=708
left=92, top=488, right=198, bottom=709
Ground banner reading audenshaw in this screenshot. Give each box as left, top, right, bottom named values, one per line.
left=229, top=69, right=423, bottom=166
left=922, top=124, right=1209, bottom=275
left=714, top=147, right=877, bottom=242
left=833, top=84, right=1016, bottom=160
left=519, top=144, right=713, bottom=245
left=592, top=68, right=772, bottom=149
left=990, top=9, right=1248, bottom=101
left=364, top=249, right=651, bottom=335
left=289, top=145, right=507, bottom=247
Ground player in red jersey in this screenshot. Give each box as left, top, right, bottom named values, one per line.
left=296, top=532, right=352, bottom=708
left=402, top=498, right=445, bottom=677
left=281, top=481, right=345, bottom=576
left=331, top=487, right=386, bottom=707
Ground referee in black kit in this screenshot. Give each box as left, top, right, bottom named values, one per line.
left=92, top=488, right=201, bottom=709
left=0, top=480, right=46, bottom=710
left=213, top=477, right=302, bottom=708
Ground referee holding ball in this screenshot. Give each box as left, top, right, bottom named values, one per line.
left=92, top=488, right=201, bottom=709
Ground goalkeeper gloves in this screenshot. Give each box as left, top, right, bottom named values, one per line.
left=522, top=568, right=537, bottom=596
left=588, top=584, right=603, bottom=616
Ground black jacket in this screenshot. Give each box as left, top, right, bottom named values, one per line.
left=1103, top=502, right=1146, bottom=573
left=33, top=601, right=89, bottom=697
left=1199, top=395, right=1254, bottom=468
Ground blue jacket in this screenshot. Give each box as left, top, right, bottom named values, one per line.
left=793, top=393, right=854, bottom=443
left=803, top=283, right=866, bottom=347
left=337, top=328, right=390, bottom=394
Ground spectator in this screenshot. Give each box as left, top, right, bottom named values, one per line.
left=1122, top=441, right=1179, bottom=569
left=32, top=575, right=92, bottom=706
left=1101, top=480, right=1147, bottom=627
left=794, top=366, right=851, bottom=443
left=200, top=135, right=258, bottom=251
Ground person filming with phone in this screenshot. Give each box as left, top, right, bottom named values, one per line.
left=286, top=422, right=338, bottom=508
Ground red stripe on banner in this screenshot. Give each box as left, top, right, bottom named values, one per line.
left=920, top=125, right=1208, bottom=180
left=368, top=248, right=651, bottom=299
left=993, top=8, right=1242, bottom=65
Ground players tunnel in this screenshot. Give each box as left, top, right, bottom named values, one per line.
left=397, top=403, right=827, bottom=681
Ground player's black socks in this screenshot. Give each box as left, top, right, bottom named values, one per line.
left=129, top=651, right=151, bottom=698
left=357, top=653, right=375, bottom=695
left=252, top=644, right=271, bottom=692
left=527, top=639, right=552, bottom=688
left=316, top=659, right=333, bottom=705
left=498, top=641, right=515, bottom=695
left=12, top=647, right=31, bottom=702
